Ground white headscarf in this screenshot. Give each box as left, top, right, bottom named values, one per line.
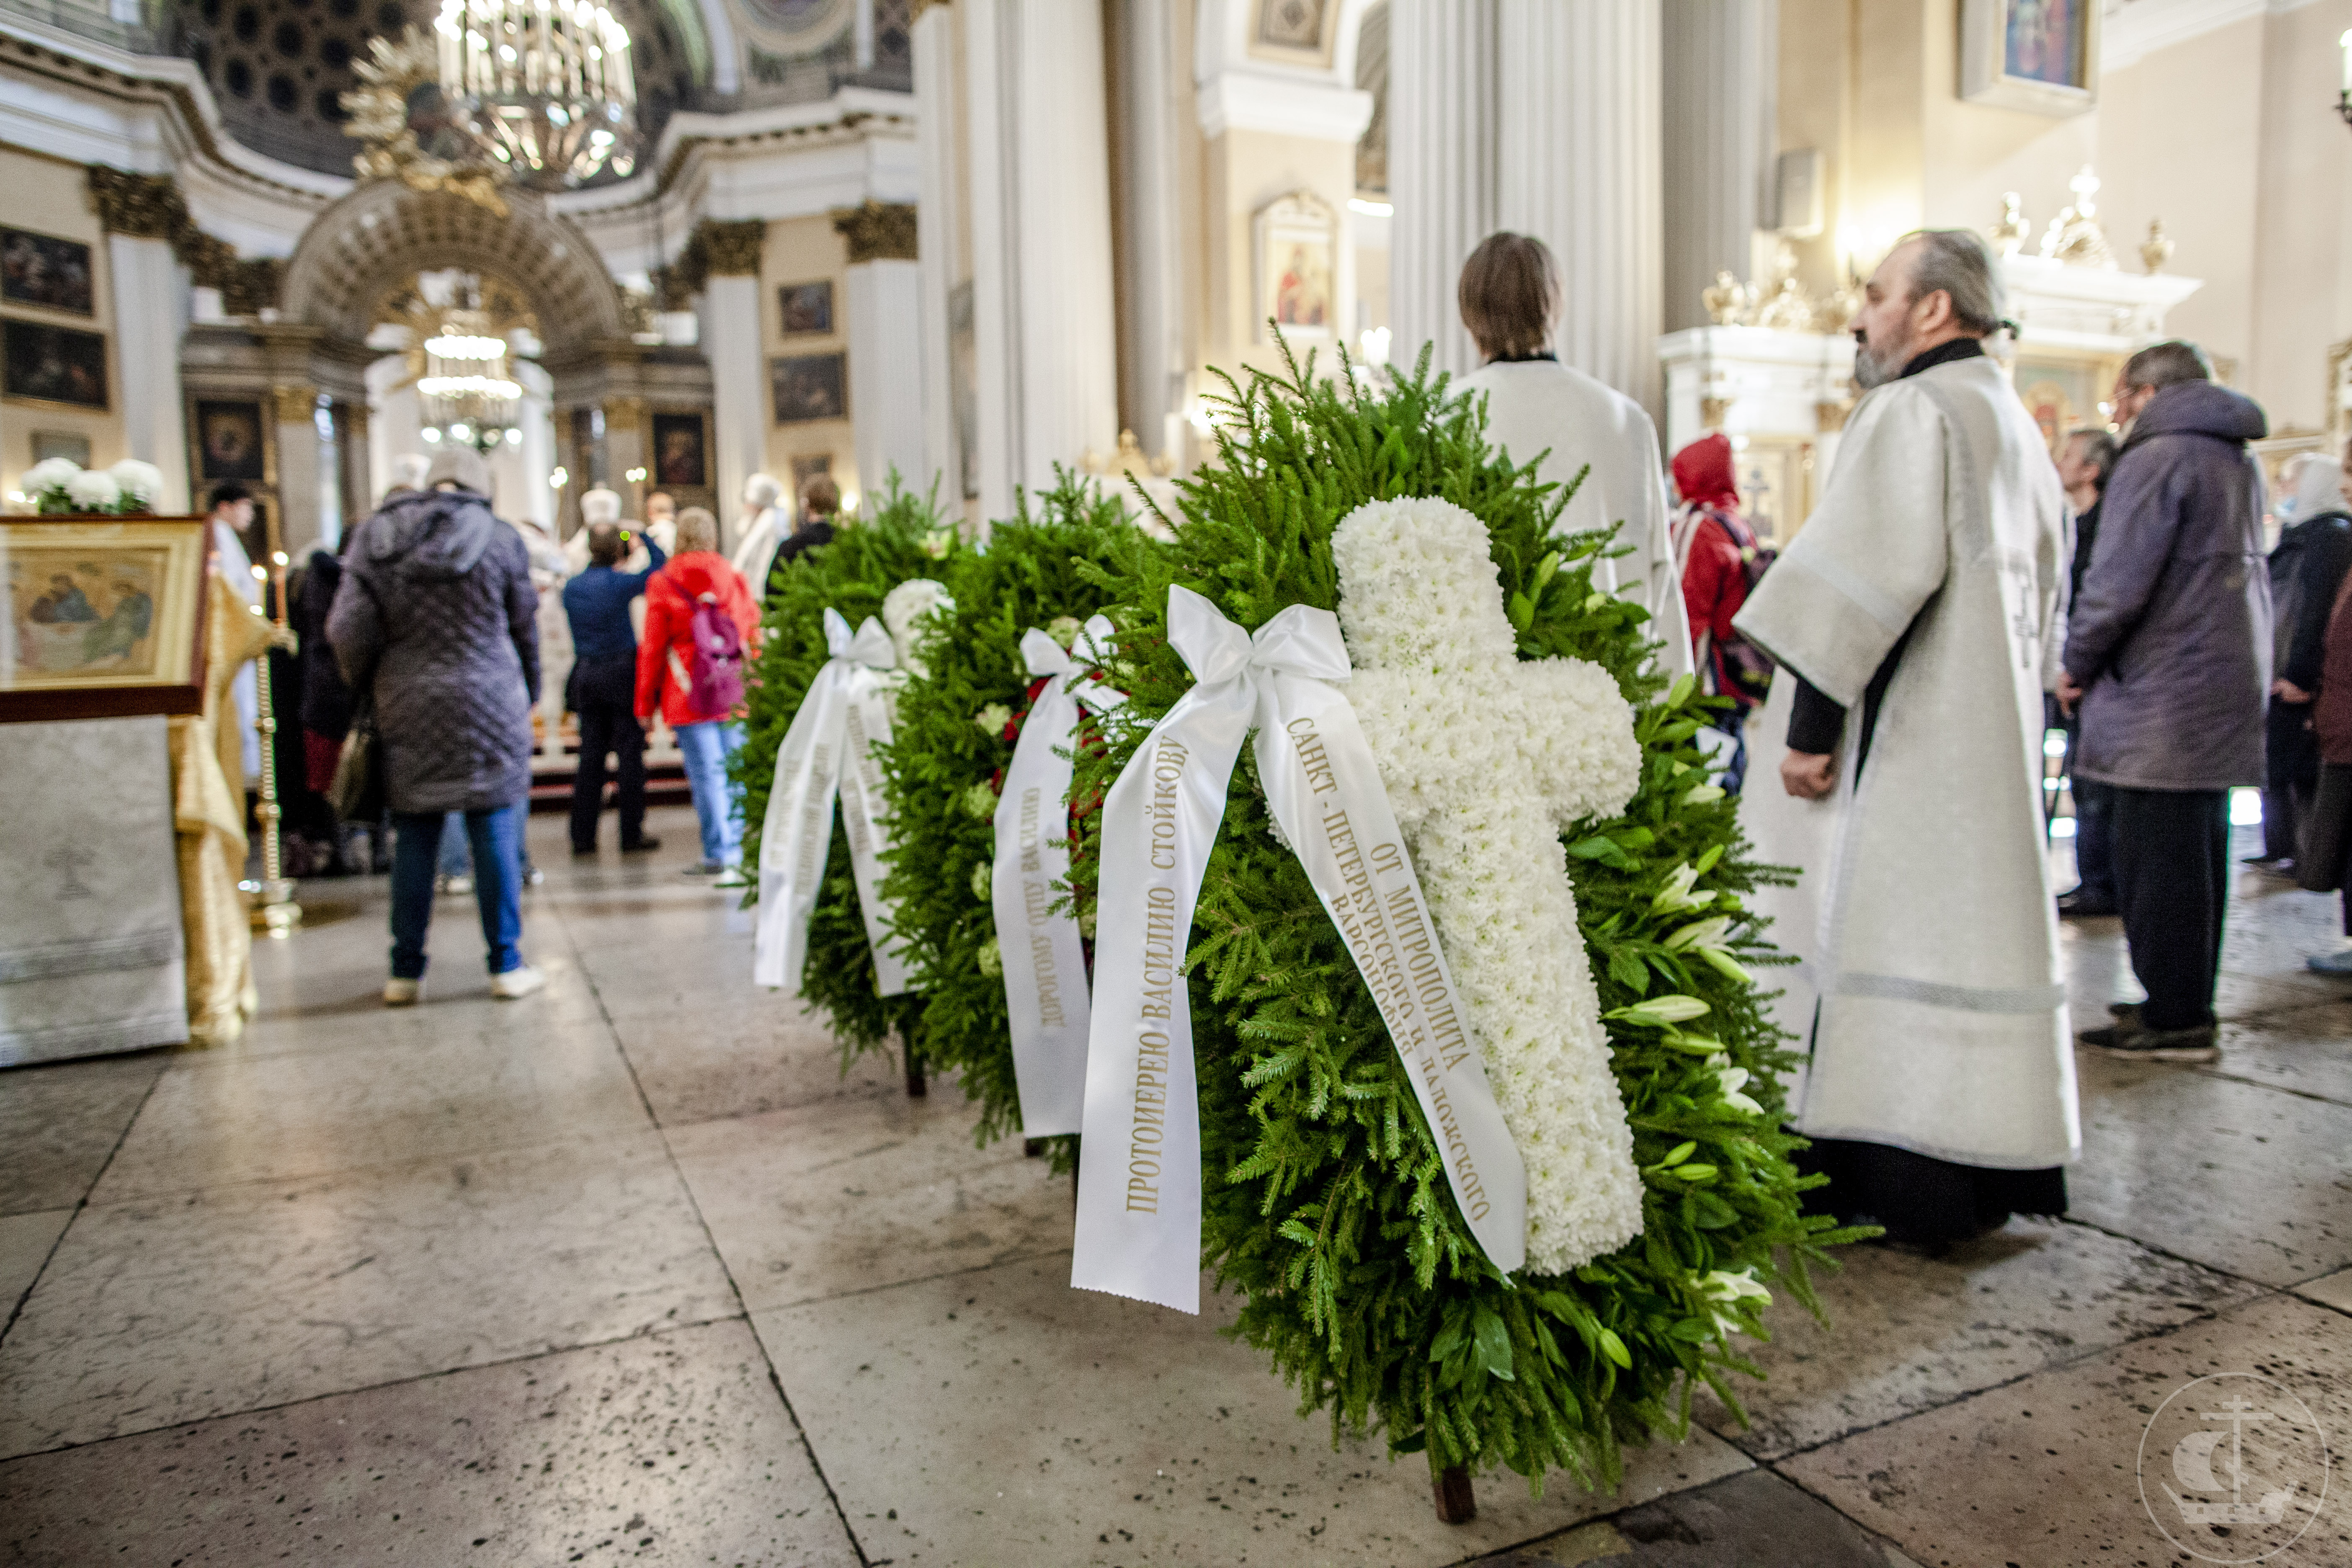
left=2290, top=455, right=2345, bottom=525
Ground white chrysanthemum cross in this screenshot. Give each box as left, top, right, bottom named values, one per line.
left=1332, top=496, right=1647, bottom=1274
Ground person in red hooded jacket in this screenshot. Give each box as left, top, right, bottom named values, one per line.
left=635, top=505, right=761, bottom=884
left=1669, top=432, right=1774, bottom=791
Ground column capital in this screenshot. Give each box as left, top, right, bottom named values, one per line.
left=87, top=167, right=183, bottom=240
left=831, top=200, right=918, bottom=264
left=271, top=384, right=319, bottom=424
left=696, top=219, right=769, bottom=277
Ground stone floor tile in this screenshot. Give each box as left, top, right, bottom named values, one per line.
left=1692, top=1218, right=2260, bottom=1459
left=1466, top=1470, right=1902, bottom=1568
left=754, top=1255, right=1751, bottom=1568
left=1779, top=1292, right=2352, bottom=1568
left=0, top=1129, right=735, bottom=1457
left=575, top=938, right=761, bottom=1011
left=2204, top=1001, right=2352, bottom=1108
left=666, top=1084, right=1070, bottom=1313
left=2067, top=1055, right=2352, bottom=1286
left=2220, top=879, right=2350, bottom=975
left=0, top=1210, right=72, bottom=1325
left=0, top=1318, right=855, bottom=1568
left=612, top=998, right=899, bottom=1127
left=0, top=1052, right=165, bottom=1216
left=89, top=1024, right=652, bottom=1203
left=2292, top=1268, right=2352, bottom=1313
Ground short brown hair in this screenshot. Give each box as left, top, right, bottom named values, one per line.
left=675, top=506, right=719, bottom=554
left=802, top=474, right=841, bottom=518
left=2122, top=339, right=2213, bottom=392
left=586, top=522, right=624, bottom=566
left=1458, top=232, right=1560, bottom=361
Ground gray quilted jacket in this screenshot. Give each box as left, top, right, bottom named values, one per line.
left=327, top=486, right=541, bottom=814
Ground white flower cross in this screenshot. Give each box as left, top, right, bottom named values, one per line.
left=1332, top=496, right=1648, bottom=1274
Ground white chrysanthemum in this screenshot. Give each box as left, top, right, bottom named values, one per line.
left=882, top=578, right=953, bottom=678
left=108, top=459, right=164, bottom=507
left=1332, top=495, right=1645, bottom=1274
left=65, top=469, right=121, bottom=511
left=23, top=457, right=82, bottom=498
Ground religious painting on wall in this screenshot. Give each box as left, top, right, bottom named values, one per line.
left=2, top=320, right=108, bottom=410
left=2012, top=357, right=2110, bottom=458
left=191, top=400, right=268, bottom=482
left=1730, top=435, right=1816, bottom=548
left=771, top=353, right=848, bottom=423
left=1251, top=0, right=1335, bottom=67
left=651, top=412, right=708, bottom=487
left=1, top=228, right=96, bottom=316
left=1962, top=0, right=2098, bottom=116
left=0, top=515, right=210, bottom=721
left=1253, top=191, right=1338, bottom=344
left=31, top=431, right=92, bottom=468
left=778, top=281, right=834, bottom=336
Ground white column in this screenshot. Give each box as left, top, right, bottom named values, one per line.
left=846, top=258, right=927, bottom=498
left=704, top=273, right=766, bottom=546
left=1496, top=0, right=1663, bottom=408
left=1121, top=0, right=1186, bottom=467
left=1661, top=0, right=1777, bottom=334
left=108, top=235, right=189, bottom=511
left=964, top=0, right=1120, bottom=524
left=273, top=388, right=324, bottom=560
left=1389, top=0, right=1496, bottom=381
left=913, top=5, right=963, bottom=504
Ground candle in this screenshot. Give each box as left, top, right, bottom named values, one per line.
left=2341, top=29, right=2351, bottom=96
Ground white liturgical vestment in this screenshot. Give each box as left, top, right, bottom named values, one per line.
left=1455, top=359, right=1693, bottom=677
left=1732, top=352, right=2081, bottom=1173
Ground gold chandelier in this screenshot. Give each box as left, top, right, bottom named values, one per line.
left=432, top=0, right=640, bottom=188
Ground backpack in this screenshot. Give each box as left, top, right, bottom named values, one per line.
left=685, top=597, right=745, bottom=716
left=1697, top=505, right=1778, bottom=708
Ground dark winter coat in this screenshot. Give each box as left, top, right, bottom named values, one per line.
left=2063, top=381, right=2272, bottom=792
left=2270, top=510, right=2352, bottom=694
left=293, top=547, right=354, bottom=742
left=326, top=486, right=541, bottom=814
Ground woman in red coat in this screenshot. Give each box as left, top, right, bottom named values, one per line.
left=1669, top=432, right=1772, bottom=790
left=634, top=506, right=761, bottom=883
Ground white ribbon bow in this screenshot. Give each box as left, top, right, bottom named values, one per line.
left=990, top=615, right=1125, bottom=1137
left=753, top=608, right=915, bottom=996
left=1070, top=587, right=1527, bottom=1313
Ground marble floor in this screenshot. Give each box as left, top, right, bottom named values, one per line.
left=2, top=805, right=2347, bottom=1567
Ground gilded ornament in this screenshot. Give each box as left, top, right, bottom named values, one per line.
left=831, top=200, right=919, bottom=264
left=271, top=385, right=319, bottom=423
left=2037, top=165, right=2115, bottom=269
left=1700, top=397, right=1732, bottom=429
left=85, top=167, right=282, bottom=314
left=86, top=168, right=180, bottom=241
left=2139, top=217, right=2174, bottom=275
left=697, top=219, right=768, bottom=276
left=1991, top=191, right=2030, bottom=257
left=1700, top=271, right=1752, bottom=327
left=340, top=29, right=511, bottom=218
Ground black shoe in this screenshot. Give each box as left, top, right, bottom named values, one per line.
left=620, top=835, right=662, bottom=854
left=2057, top=889, right=2118, bottom=918
left=571, top=842, right=598, bottom=856
left=2080, top=1016, right=2218, bottom=1062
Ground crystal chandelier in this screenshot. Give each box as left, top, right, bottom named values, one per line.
left=418, top=322, right=524, bottom=451
left=432, top=0, right=640, bottom=189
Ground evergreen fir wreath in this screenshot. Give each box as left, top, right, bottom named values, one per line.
left=1065, top=342, right=1864, bottom=1509
left=876, top=475, right=1161, bottom=1166
left=732, top=480, right=957, bottom=1060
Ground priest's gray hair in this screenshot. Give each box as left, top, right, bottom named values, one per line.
left=2122, top=339, right=2213, bottom=391
left=1901, top=229, right=2006, bottom=337
left=745, top=472, right=782, bottom=508
left=580, top=487, right=622, bottom=526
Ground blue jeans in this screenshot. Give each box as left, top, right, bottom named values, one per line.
left=674, top=719, right=743, bottom=866
left=391, top=806, right=525, bottom=977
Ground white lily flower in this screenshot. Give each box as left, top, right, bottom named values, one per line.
left=1716, top=1066, right=1765, bottom=1118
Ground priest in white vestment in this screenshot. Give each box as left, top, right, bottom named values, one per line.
left=205, top=483, right=264, bottom=785
left=1732, top=229, right=2080, bottom=1248
left=727, top=473, right=788, bottom=607
left=1453, top=232, right=1693, bottom=677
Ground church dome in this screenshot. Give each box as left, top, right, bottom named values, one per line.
left=167, top=0, right=694, bottom=179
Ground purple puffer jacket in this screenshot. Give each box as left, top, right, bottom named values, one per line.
left=2063, top=380, right=2272, bottom=792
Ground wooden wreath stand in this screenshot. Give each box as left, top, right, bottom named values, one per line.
left=1432, top=1461, right=1477, bottom=1524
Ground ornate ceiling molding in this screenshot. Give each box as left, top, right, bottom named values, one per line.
left=87, top=165, right=286, bottom=316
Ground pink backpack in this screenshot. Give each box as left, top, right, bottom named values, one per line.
left=685, top=598, right=745, bottom=716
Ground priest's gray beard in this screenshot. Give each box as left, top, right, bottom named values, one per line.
left=1852, top=328, right=1908, bottom=389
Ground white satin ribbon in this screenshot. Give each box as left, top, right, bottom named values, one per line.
left=990, top=615, right=1124, bottom=1137
left=753, top=608, right=914, bottom=996
left=1071, top=587, right=1527, bottom=1313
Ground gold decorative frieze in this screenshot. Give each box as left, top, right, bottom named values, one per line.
left=87, top=166, right=284, bottom=315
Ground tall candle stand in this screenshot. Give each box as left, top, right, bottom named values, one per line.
left=246, top=557, right=302, bottom=937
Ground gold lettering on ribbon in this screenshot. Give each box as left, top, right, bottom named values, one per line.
left=795, top=742, right=833, bottom=888
left=1127, top=734, right=1193, bottom=1214
left=1290, top=715, right=1494, bottom=1225
left=1016, top=785, right=1065, bottom=1029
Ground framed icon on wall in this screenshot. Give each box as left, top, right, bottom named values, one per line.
left=771, top=353, right=848, bottom=424
left=650, top=411, right=709, bottom=487
left=3, top=320, right=109, bottom=410
left=778, top=280, right=834, bottom=336
left=191, top=399, right=269, bottom=482
left=1, top=227, right=97, bottom=316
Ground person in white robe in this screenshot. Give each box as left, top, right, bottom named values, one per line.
left=1452, top=232, right=1693, bottom=678
left=727, top=473, right=787, bottom=606
left=205, top=483, right=264, bottom=786
left=1732, top=229, right=2080, bottom=1248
